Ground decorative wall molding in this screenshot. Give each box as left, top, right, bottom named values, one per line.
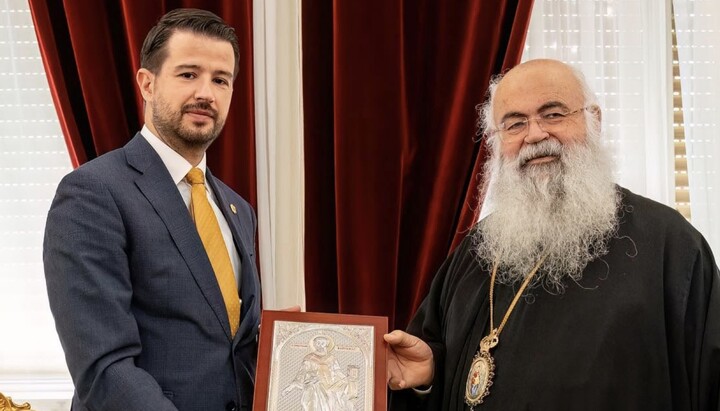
left=0, top=378, right=73, bottom=400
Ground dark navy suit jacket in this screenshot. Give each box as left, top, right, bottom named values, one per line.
left=44, top=133, right=261, bottom=410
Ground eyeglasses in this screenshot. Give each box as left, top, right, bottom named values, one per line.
left=492, top=106, right=589, bottom=141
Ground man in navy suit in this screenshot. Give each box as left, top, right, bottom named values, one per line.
left=43, top=9, right=260, bottom=410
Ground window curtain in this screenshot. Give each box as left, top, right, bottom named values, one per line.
left=302, top=0, right=534, bottom=329
left=522, top=0, right=674, bottom=207
left=252, top=0, right=306, bottom=310
left=673, top=0, right=720, bottom=255
left=28, top=0, right=257, bottom=205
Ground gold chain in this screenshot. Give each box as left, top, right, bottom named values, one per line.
left=465, top=255, right=548, bottom=409
left=488, top=255, right=547, bottom=337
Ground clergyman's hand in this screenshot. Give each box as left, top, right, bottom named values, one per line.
left=384, top=330, right=434, bottom=390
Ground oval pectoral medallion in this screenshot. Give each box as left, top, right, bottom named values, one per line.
left=465, top=350, right=495, bottom=407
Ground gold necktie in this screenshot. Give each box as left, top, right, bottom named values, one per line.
left=186, top=167, right=240, bottom=337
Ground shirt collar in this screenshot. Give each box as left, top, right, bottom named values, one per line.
left=141, top=125, right=207, bottom=185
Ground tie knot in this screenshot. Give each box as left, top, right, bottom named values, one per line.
left=186, top=167, right=205, bottom=185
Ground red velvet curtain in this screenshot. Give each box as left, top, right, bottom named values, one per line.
left=303, top=0, right=534, bottom=329
left=29, top=0, right=257, bottom=206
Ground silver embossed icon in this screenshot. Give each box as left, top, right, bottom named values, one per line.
left=267, top=321, right=374, bottom=411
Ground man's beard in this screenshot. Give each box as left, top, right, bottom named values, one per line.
left=474, top=127, right=619, bottom=293
left=152, top=95, right=225, bottom=149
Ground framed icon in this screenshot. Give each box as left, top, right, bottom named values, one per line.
left=253, top=310, right=388, bottom=411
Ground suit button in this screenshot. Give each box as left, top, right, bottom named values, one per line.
left=225, top=401, right=237, bottom=411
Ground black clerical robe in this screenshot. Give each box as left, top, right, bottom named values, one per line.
left=390, top=187, right=720, bottom=410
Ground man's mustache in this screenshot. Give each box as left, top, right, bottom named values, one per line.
left=182, top=102, right=218, bottom=119
left=518, top=139, right=564, bottom=167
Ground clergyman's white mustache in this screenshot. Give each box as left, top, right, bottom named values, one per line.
left=518, top=139, right=564, bottom=167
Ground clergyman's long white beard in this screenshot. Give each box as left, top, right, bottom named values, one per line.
left=474, top=131, right=620, bottom=293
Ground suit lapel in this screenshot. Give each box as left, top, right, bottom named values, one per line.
left=206, top=169, right=260, bottom=345
left=124, top=135, right=232, bottom=339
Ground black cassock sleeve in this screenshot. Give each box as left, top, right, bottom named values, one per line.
left=389, top=235, right=483, bottom=411
left=388, top=256, right=450, bottom=411
left=685, top=237, right=720, bottom=410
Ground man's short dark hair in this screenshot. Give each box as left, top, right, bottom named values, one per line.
left=140, top=8, right=240, bottom=77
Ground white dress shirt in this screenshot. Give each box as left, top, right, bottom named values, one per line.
left=141, top=125, right=242, bottom=286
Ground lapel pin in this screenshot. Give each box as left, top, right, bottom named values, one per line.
left=230, top=204, right=237, bottom=214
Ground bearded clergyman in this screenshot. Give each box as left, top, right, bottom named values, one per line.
left=383, top=59, right=720, bottom=411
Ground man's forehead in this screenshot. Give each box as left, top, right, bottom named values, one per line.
left=493, top=61, right=584, bottom=115
left=163, top=31, right=234, bottom=70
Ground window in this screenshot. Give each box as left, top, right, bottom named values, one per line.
left=671, top=8, right=691, bottom=219
left=0, top=0, right=73, bottom=405
left=522, top=0, right=673, bottom=207
left=523, top=0, right=720, bottom=254
left=673, top=0, right=720, bottom=254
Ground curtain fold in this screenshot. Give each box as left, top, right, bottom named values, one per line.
left=29, top=0, right=257, bottom=206
left=253, top=0, right=306, bottom=310
left=302, top=0, right=534, bottom=329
